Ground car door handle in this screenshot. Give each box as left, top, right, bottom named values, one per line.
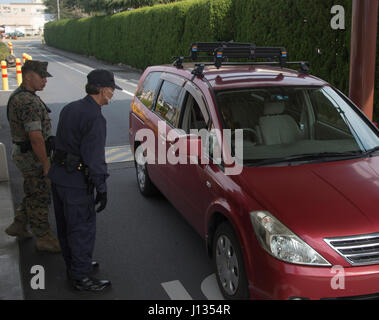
left=206, top=181, right=211, bottom=188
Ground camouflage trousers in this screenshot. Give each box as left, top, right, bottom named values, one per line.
left=13, top=150, right=51, bottom=237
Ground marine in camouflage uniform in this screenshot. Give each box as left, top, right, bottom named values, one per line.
left=5, top=60, right=60, bottom=253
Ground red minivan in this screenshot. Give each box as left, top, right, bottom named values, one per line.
left=129, top=43, right=379, bottom=300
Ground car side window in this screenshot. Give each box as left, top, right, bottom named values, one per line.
left=155, top=81, right=183, bottom=127
left=179, top=91, right=222, bottom=163
left=135, top=72, right=162, bottom=110
left=181, top=92, right=209, bottom=134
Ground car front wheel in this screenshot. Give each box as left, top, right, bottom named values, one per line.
left=213, top=222, right=250, bottom=300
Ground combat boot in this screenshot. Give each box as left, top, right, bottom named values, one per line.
left=5, top=220, right=33, bottom=239
left=35, top=233, right=61, bottom=253
left=72, top=277, right=111, bottom=292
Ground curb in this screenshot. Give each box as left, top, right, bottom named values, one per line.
left=0, top=142, right=23, bottom=300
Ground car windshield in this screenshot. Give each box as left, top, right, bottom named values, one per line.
left=216, top=86, right=379, bottom=166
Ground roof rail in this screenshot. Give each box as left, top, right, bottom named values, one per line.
left=173, top=42, right=309, bottom=77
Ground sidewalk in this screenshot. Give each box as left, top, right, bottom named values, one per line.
left=0, top=143, right=23, bottom=300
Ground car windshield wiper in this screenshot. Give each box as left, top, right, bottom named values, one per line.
left=363, top=146, right=379, bottom=156
left=245, top=151, right=364, bottom=167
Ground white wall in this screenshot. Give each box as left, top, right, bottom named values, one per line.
left=0, top=3, right=51, bottom=34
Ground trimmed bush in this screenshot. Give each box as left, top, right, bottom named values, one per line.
left=233, top=0, right=378, bottom=121
left=44, top=0, right=378, bottom=120
left=45, top=0, right=233, bottom=69
left=0, top=42, right=10, bottom=61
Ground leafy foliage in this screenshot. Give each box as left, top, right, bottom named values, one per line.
left=43, top=0, right=86, bottom=19
left=44, top=0, right=183, bottom=17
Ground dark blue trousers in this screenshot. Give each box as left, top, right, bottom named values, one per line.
left=51, top=183, right=96, bottom=281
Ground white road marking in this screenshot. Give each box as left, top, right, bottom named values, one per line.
left=201, top=274, right=224, bottom=300
left=38, top=52, right=87, bottom=75
left=161, top=275, right=223, bottom=300
left=106, top=152, right=134, bottom=163
left=122, top=89, right=134, bottom=97
left=39, top=53, right=138, bottom=87
left=105, top=145, right=133, bottom=163
left=113, top=77, right=138, bottom=87
left=23, top=45, right=139, bottom=90
left=161, top=280, right=193, bottom=300
left=105, top=147, right=125, bottom=156
left=37, top=52, right=137, bottom=95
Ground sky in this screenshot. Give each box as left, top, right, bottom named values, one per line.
left=0, top=0, right=31, bottom=4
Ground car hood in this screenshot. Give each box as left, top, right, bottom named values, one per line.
left=238, top=157, right=379, bottom=260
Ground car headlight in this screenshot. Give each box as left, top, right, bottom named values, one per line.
left=250, top=211, right=330, bottom=266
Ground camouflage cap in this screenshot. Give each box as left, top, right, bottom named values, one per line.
left=22, top=60, right=52, bottom=78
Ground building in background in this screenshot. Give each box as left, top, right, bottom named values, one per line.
left=0, top=1, right=53, bottom=36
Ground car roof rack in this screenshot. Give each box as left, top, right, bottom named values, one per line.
left=173, top=42, right=310, bottom=78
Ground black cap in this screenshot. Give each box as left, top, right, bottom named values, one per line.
left=87, top=69, right=122, bottom=90
left=22, top=60, right=52, bottom=78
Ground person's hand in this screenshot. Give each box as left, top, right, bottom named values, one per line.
left=43, top=162, right=51, bottom=176
left=95, top=192, right=107, bottom=213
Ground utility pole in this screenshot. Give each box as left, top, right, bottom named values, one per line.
left=349, top=0, right=378, bottom=120
left=57, top=0, right=61, bottom=20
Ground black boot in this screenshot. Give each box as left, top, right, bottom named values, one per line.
left=72, top=277, right=111, bottom=292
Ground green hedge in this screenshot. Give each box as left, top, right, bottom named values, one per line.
left=44, top=0, right=378, bottom=120
left=0, top=42, right=10, bottom=61
left=233, top=0, right=378, bottom=121
left=44, top=0, right=233, bottom=68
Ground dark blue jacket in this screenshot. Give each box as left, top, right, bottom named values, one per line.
left=48, top=95, right=109, bottom=193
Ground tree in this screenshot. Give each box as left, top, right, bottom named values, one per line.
left=79, top=0, right=184, bottom=14
left=44, top=0, right=184, bottom=18
left=43, top=0, right=87, bottom=19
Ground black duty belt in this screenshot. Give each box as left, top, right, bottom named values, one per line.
left=53, top=149, right=94, bottom=194
left=52, top=149, right=87, bottom=173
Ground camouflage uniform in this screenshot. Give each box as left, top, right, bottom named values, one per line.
left=7, top=85, right=52, bottom=237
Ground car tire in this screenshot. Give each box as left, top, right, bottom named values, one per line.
left=134, top=145, right=157, bottom=197
left=213, top=222, right=250, bottom=300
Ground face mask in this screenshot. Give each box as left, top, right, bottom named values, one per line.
left=104, top=88, right=115, bottom=105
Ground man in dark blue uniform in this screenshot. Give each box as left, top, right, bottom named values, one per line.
left=48, top=69, right=121, bottom=292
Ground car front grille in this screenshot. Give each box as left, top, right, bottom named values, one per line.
left=324, top=233, right=379, bottom=266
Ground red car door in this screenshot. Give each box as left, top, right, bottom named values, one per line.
left=164, top=84, right=214, bottom=234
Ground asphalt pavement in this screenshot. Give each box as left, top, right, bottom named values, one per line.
left=0, top=39, right=222, bottom=300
